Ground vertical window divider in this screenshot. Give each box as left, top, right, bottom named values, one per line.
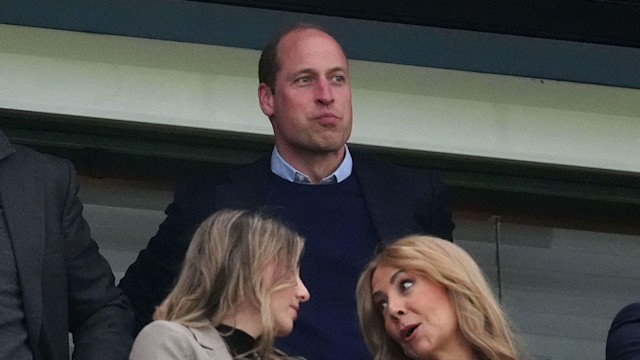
left=492, top=215, right=503, bottom=303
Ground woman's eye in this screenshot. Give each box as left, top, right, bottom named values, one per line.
left=376, top=301, right=388, bottom=312
left=399, top=280, right=413, bottom=291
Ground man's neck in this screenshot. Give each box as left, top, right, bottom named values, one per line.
left=277, top=147, right=346, bottom=184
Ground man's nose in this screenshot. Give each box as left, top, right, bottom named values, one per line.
left=315, top=79, right=334, bottom=105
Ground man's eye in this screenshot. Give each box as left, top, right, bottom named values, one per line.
left=332, top=75, right=345, bottom=83
left=296, top=76, right=312, bottom=84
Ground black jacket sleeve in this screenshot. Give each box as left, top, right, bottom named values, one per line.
left=59, top=160, right=135, bottom=360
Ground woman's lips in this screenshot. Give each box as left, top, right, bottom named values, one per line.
left=400, top=323, right=421, bottom=341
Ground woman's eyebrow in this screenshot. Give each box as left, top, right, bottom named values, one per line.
left=390, top=270, right=404, bottom=284
left=371, top=269, right=404, bottom=300
left=371, top=291, right=384, bottom=303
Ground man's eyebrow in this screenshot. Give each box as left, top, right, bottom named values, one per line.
left=297, top=68, right=315, bottom=74
left=287, top=68, right=314, bottom=79
left=328, top=66, right=347, bottom=74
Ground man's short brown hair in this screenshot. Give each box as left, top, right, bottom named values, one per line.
left=258, top=23, right=332, bottom=93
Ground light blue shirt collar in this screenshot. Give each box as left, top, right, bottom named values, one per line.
left=270, top=146, right=353, bottom=184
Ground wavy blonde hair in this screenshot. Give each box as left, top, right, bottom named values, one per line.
left=154, top=209, right=305, bottom=360
left=356, top=235, right=519, bottom=360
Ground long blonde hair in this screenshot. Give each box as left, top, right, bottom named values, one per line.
left=356, top=235, right=519, bottom=360
left=154, top=209, right=305, bottom=359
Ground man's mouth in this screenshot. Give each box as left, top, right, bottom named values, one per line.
left=315, top=113, right=339, bottom=122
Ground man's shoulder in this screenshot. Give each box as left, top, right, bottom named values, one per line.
left=351, top=150, right=438, bottom=178
left=1, top=131, right=68, bottom=169
left=612, top=302, right=640, bottom=327
left=607, top=302, right=640, bottom=359
left=2, top=143, right=71, bottom=183
left=176, top=154, right=270, bottom=191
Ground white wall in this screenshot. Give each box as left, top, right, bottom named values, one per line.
left=2, top=24, right=640, bottom=173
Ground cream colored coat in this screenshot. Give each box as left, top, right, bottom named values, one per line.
left=129, top=320, right=233, bottom=360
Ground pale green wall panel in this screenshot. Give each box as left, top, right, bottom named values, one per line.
left=2, top=24, right=639, bottom=173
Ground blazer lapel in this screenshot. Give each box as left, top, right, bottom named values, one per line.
left=0, top=149, right=46, bottom=351
left=189, top=326, right=234, bottom=360
left=215, top=156, right=270, bottom=210
left=354, top=155, right=421, bottom=243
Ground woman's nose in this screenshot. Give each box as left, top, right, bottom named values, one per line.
left=296, top=275, right=311, bottom=302
left=387, top=297, right=406, bottom=319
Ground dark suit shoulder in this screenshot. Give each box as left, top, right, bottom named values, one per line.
left=351, top=151, right=444, bottom=196
left=351, top=151, right=440, bottom=177
left=4, top=144, right=74, bottom=199
left=9, top=143, right=67, bottom=166
left=176, top=155, right=270, bottom=190
left=159, top=154, right=271, bottom=231
left=0, top=131, right=63, bottom=169
left=611, top=302, right=640, bottom=331
left=607, top=302, right=640, bottom=360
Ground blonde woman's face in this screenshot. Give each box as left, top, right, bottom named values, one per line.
left=269, top=269, right=310, bottom=336
left=370, top=265, right=467, bottom=359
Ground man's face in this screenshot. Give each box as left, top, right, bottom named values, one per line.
left=259, top=29, right=352, bottom=159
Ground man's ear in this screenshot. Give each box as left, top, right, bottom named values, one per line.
left=258, top=83, right=274, bottom=117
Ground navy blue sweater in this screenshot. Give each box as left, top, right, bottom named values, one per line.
left=266, top=172, right=377, bottom=360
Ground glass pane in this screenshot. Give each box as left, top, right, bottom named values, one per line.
left=498, top=222, right=640, bottom=360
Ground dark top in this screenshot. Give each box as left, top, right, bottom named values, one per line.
left=216, top=324, right=258, bottom=359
